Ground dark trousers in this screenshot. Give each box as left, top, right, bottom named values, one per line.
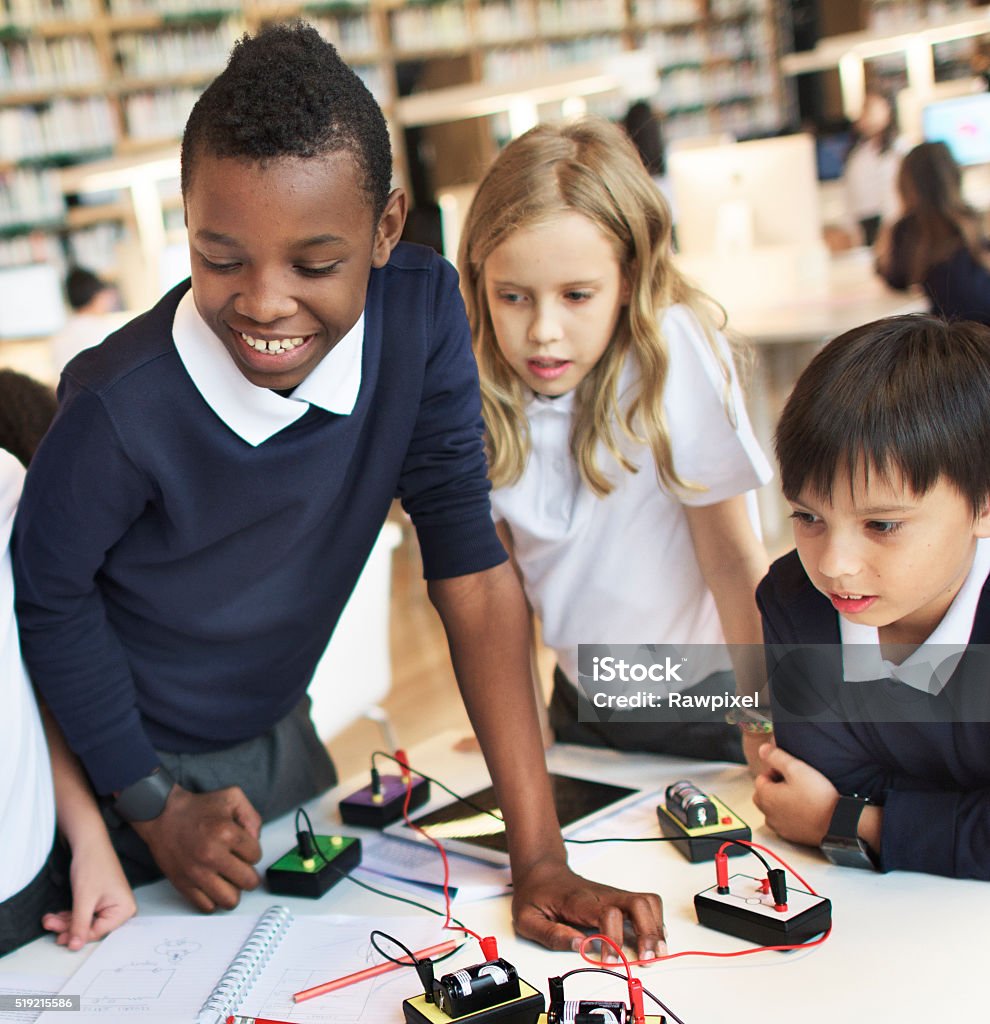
left=108, top=696, right=337, bottom=887
left=549, top=666, right=744, bottom=763
left=0, top=838, right=70, bottom=957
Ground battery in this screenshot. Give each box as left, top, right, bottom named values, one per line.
left=434, top=959, right=521, bottom=1017
left=665, top=780, right=718, bottom=829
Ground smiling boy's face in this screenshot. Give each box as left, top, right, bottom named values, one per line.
left=185, top=151, right=404, bottom=391
left=789, top=468, right=990, bottom=646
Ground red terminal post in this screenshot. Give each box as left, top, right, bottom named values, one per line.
left=628, top=978, right=646, bottom=1024
left=395, top=748, right=411, bottom=784
left=479, top=935, right=499, bottom=961
left=768, top=868, right=788, bottom=913
left=715, top=851, right=730, bottom=894
left=758, top=878, right=770, bottom=895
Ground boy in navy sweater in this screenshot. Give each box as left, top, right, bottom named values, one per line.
left=12, top=23, right=663, bottom=954
left=754, top=315, right=990, bottom=879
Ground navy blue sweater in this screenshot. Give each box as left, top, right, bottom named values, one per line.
left=13, top=244, right=505, bottom=794
left=758, top=550, right=990, bottom=880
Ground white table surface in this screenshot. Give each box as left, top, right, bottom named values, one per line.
left=3, top=732, right=987, bottom=1023
left=723, top=248, right=927, bottom=347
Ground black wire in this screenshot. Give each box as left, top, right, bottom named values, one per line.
left=369, top=929, right=419, bottom=966
left=565, top=836, right=685, bottom=845
left=290, top=806, right=466, bottom=962
left=555, top=967, right=688, bottom=1024
left=367, top=753, right=763, bottom=874
left=719, top=838, right=771, bottom=873
left=568, top=834, right=772, bottom=874
left=371, top=750, right=506, bottom=822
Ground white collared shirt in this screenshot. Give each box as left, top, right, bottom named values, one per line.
left=0, top=450, right=56, bottom=899
left=171, top=288, right=364, bottom=446
left=841, top=537, right=990, bottom=692
left=491, top=304, right=773, bottom=687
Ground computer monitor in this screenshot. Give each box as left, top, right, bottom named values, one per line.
left=668, top=133, right=822, bottom=257
left=922, top=91, right=990, bottom=167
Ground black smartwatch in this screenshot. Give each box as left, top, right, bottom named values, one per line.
left=820, top=795, right=879, bottom=870
left=113, top=766, right=175, bottom=823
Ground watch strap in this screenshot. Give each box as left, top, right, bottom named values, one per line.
left=821, top=795, right=879, bottom=870
left=113, top=766, right=175, bottom=823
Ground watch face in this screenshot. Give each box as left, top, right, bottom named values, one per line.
left=822, top=837, right=876, bottom=870
left=113, top=769, right=174, bottom=822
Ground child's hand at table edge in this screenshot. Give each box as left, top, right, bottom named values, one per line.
left=42, top=827, right=137, bottom=949
left=511, top=857, right=666, bottom=960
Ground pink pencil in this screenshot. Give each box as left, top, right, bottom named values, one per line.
left=293, top=939, right=458, bottom=1003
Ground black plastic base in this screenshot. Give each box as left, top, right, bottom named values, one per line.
left=695, top=873, right=831, bottom=947
left=403, top=980, right=544, bottom=1024
left=340, top=774, right=431, bottom=829
left=657, top=796, right=751, bottom=862
left=265, top=834, right=361, bottom=898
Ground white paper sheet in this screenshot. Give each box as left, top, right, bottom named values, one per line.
left=36, top=912, right=449, bottom=1024
left=0, top=974, right=63, bottom=1023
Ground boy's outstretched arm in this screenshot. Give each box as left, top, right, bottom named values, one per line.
left=428, top=560, right=666, bottom=958
left=40, top=708, right=136, bottom=949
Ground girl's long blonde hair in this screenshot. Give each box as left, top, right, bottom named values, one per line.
left=460, top=117, right=733, bottom=497
left=459, top=116, right=732, bottom=497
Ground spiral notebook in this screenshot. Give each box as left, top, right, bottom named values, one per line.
left=38, top=907, right=445, bottom=1024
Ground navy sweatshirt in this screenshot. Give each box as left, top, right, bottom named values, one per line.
left=758, top=550, right=990, bottom=880
left=13, top=244, right=505, bottom=794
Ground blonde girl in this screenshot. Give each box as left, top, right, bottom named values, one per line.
left=459, top=117, right=772, bottom=764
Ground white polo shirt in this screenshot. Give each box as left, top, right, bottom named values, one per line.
left=491, top=303, right=773, bottom=687
left=841, top=537, right=990, bottom=692
left=0, top=449, right=56, bottom=900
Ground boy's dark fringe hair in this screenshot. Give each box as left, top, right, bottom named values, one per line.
left=776, top=314, right=990, bottom=517
left=0, top=369, right=57, bottom=468
left=181, top=21, right=392, bottom=220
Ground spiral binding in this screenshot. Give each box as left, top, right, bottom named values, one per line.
left=196, top=904, right=294, bottom=1024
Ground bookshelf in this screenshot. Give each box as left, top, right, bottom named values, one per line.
left=1, top=0, right=783, bottom=305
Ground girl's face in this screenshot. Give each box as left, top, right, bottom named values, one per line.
left=483, top=212, right=629, bottom=397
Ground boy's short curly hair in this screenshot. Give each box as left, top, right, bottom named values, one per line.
left=181, top=21, right=392, bottom=220
left=0, top=369, right=57, bottom=468
left=776, top=314, right=990, bottom=517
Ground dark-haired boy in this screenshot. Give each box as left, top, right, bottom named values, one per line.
left=753, top=314, right=990, bottom=879
left=12, top=23, right=663, bottom=954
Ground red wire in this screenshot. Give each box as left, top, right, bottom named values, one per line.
left=577, top=934, right=636, bottom=1003
left=398, top=756, right=484, bottom=945
left=579, top=838, right=832, bottom=967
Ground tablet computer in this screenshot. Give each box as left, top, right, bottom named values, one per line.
left=384, top=772, right=640, bottom=865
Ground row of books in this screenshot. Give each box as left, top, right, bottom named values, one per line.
left=1, top=37, right=102, bottom=92
left=0, top=0, right=91, bottom=28
left=481, top=35, right=623, bottom=82
left=0, top=97, right=116, bottom=163
left=0, top=168, right=66, bottom=230
left=114, top=20, right=244, bottom=77
left=656, top=62, right=776, bottom=110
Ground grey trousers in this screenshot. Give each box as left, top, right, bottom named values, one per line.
left=549, top=666, right=744, bottom=764
left=108, top=696, right=337, bottom=887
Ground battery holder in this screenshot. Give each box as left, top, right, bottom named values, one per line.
left=657, top=795, right=751, bottom=862
left=403, top=979, right=544, bottom=1024
left=538, top=1016, right=665, bottom=1023
left=695, top=872, right=831, bottom=947
left=340, top=773, right=431, bottom=829
left=265, top=834, right=361, bottom=899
